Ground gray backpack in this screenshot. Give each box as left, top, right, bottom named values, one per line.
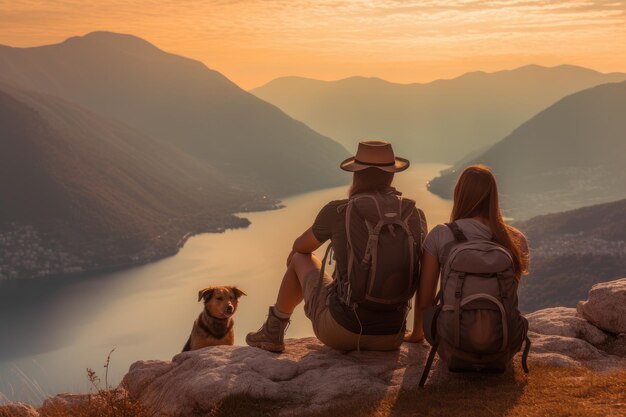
left=321, top=190, right=423, bottom=311
left=419, top=222, right=530, bottom=386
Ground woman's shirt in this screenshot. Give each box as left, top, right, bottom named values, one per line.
left=312, top=197, right=427, bottom=335
left=423, top=218, right=529, bottom=267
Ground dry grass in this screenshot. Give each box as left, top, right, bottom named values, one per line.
left=369, top=365, right=626, bottom=417
left=205, top=364, right=626, bottom=417
left=38, top=349, right=156, bottom=417
left=35, top=362, right=626, bottom=417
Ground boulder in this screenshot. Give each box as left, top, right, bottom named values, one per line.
left=40, top=392, right=93, bottom=413
left=577, top=278, right=626, bottom=334
left=605, top=333, right=626, bottom=357
left=39, top=390, right=133, bottom=415
left=123, top=338, right=440, bottom=416
left=0, top=403, right=39, bottom=417
left=527, top=331, right=626, bottom=371
left=123, top=333, right=626, bottom=416
left=526, top=307, right=609, bottom=345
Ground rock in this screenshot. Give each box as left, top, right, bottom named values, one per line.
left=41, top=392, right=93, bottom=412
left=0, top=403, right=39, bottom=417
left=577, top=278, right=626, bottom=334
left=527, top=307, right=609, bottom=345
left=123, top=334, right=626, bottom=416
left=121, top=279, right=626, bottom=416
left=39, top=390, right=132, bottom=415
left=527, top=331, right=626, bottom=371
left=123, top=337, right=437, bottom=416
left=605, top=333, right=626, bottom=357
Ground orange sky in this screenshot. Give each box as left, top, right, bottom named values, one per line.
left=1, top=1, right=625, bottom=89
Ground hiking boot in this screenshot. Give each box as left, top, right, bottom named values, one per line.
left=246, top=307, right=290, bottom=353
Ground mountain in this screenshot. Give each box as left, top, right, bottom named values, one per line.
left=0, top=32, right=349, bottom=196
left=517, top=199, right=626, bottom=313
left=251, top=65, right=626, bottom=163
left=429, top=81, right=626, bottom=219
left=0, top=81, right=260, bottom=279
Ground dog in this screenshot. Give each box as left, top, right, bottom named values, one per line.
left=182, top=285, right=246, bottom=352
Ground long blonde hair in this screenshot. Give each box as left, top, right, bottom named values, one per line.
left=451, top=165, right=528, bottom=279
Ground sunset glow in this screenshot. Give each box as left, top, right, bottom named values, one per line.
left=1, top=0, right=626, bottom=89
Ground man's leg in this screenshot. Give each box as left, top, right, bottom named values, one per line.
left=274, top=253, right=321, bottom=316
left=246, top=252, right=321, bottom=352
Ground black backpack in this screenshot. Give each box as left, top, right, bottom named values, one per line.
left=322, top=189, right=424, bottom=312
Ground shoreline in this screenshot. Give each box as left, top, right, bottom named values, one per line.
left=0, top=200, right=285, bottom=283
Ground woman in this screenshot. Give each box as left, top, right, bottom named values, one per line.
left=404, top=164, right=529, bottom=343
left=247, top=140, right=426, bottom=353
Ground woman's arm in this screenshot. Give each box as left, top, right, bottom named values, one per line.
left=404, top=252, right=440, bottom=342
left=418, top=252, right=440, bottom=309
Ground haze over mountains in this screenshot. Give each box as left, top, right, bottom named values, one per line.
left=0, top=81, right=258, bottom=279
left=1, top=30, right=624, bottom=284
left=0, top=32, right=352, bottom=279
left=517, top=199, right=626, bottom=313
left=429, top=81, right=626, bottom=219
left=252, top=65, right=626, bottom=163
left=0, top=31, right=349, bottom=196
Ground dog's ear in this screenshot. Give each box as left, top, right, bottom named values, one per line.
left=229, top=286, right=247, bottom=299
left=198, top=287, right=215, bottom=302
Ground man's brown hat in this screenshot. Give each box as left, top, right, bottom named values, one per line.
left=340, top=140, right=409, bottom=172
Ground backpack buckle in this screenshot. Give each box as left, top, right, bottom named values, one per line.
left=455, top=272, right=466, bottom=298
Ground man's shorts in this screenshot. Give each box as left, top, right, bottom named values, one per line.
left=301, top=268, right=404, bottom=351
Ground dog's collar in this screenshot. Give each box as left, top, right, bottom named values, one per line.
left=198, top=314, right=234, bottom=339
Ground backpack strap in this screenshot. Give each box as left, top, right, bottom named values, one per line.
left=314, top=242, right=334, bottom=308
left=453, top=272, right=467, bottom=348
left=445, top=221, right=468, bottom=242
left=419, top=342, right=439, bottom=388
left=344, top=200, right=356, bottom=306
left=319, top=242, right=333, bottom=280
left=522, top=335, right=531, bottom=373
left=439, top=221, right=468, bottom=265
left=416, top=208, right=426, bottom=246
left=435, top=221, right=468, bottom=306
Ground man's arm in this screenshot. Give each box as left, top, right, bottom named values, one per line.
left=418, top=252, right=440, bottom=309
left=405, top=251, right=440, bottom=343
left=293, top=227, right=323, bottom=253
left=286, top=227, right=323, bottom=266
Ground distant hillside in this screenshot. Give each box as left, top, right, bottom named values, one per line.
left=251, top=65, right=626, bottom=163
left=0, top=32, right=349, bottom=196
left=429, top=81, right=626, bottom=219
left=517, top=199, right=626, bottom=313
left=0, top=82, right=262, bottom=279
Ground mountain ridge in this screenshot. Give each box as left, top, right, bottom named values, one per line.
left=0, top=80, right=266, bottom=280
left=251, top=64, right=626, bottom=163
left=255, top=64, right=619, bottom=90
left=429, top=80, right=626, bottom=219
left=0, top=31, right=350, bottom=197
left=517, top=199, right=626, bottom=312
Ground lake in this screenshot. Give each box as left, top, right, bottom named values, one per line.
left=0, top=164, right=451, bottom=405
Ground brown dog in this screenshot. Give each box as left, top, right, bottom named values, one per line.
left=182, top=286, right=246, bottom=352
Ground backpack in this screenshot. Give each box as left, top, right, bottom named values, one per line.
left=321, top=189, right=424, bottom=312
left=419, top=222, right=531, bottom=387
